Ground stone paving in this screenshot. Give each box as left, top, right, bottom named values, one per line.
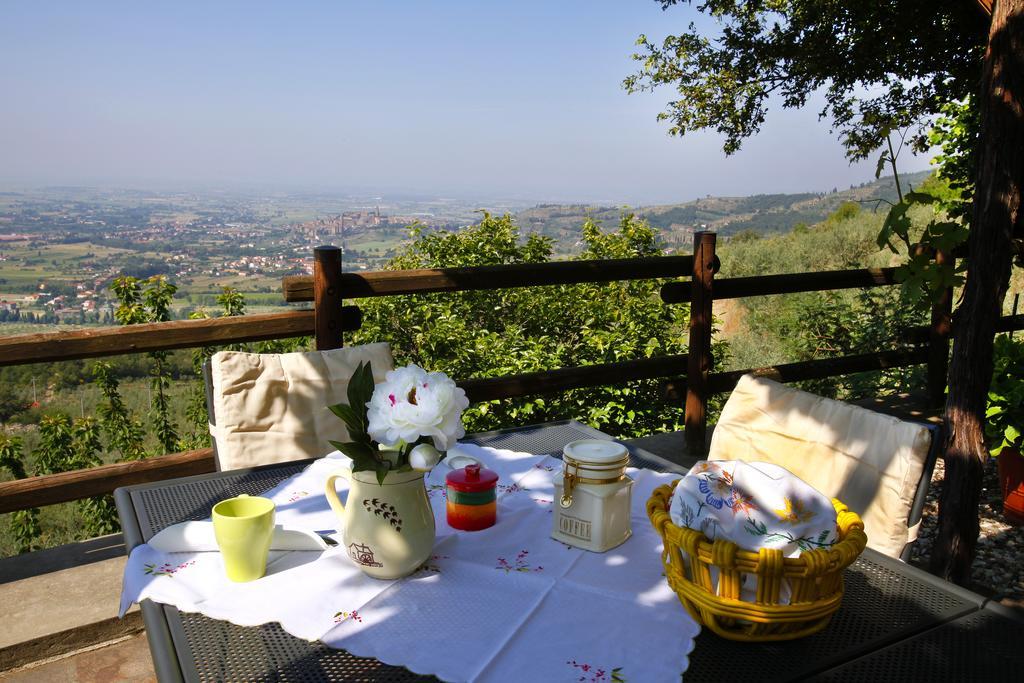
left=0, top=634, right=154, bottom=683
left=910, top=455, right=1024, bottom=606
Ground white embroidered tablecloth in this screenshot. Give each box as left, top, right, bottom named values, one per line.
left=120, top=444, right=700, bottom=682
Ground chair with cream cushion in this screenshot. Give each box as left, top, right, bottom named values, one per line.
left=708, top=374, right=938, bottom=560
left=206, top=343, right=394, bottom=471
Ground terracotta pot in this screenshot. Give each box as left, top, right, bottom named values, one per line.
left=998, top=447, right=1024, bottom=526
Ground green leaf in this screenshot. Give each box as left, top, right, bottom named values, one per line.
left=903, top=191, right=938, bottom=205
left=328, top=440, right=379, bottom=472
left=328, top=402, right=366, bottom=437
left=347, top=360, right=376, bottom=416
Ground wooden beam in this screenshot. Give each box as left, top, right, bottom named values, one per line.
left=0, top=448, right=216, bottom=514
left=283, top=255, right=696, bottom=302
left=459, top=354, right=687, bottom=402
left=705, top=348, right=930, bottom=394
left=661, top=349, right=929, bottom=401
left=0, top=308, right=361, bottom=368
left=661, top=267, right=899, bottom=304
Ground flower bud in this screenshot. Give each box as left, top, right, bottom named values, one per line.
left=409, top=443, right=442, bottom=471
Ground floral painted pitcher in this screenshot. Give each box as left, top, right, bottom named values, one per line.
left=325, top=468, right=436, bottom=579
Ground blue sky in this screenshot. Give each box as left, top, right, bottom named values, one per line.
left=0, top=1, right=930, bottom=204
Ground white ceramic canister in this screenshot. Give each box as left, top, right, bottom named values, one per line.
left=551, top=439, right=633, bottom=552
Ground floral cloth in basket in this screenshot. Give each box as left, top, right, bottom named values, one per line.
left=669, top=460, right=839, bottom=603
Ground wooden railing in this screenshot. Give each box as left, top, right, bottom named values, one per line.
left=0, top=309, right=359, bottom=367
left=2, top=234, right=1022, bottom=515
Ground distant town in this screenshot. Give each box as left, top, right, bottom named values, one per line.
left=0, top=174, right=915, bottom=333
left=0, top=187, right=534, bottom=330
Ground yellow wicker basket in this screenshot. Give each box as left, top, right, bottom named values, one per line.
left=647, top=480, right=867, bottom=642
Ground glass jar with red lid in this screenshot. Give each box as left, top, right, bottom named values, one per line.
left=445, top=463, right=498, bottom=531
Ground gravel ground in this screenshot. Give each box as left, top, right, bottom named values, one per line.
left=909, top=456, right=1024, bottom=605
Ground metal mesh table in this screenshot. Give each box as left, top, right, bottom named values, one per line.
left=815, top=601, right=1024, bottom=682
left=116, top=420, right=992, bottom=682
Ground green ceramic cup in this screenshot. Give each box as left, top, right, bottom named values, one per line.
left=212, top=494, right=276, bottom=582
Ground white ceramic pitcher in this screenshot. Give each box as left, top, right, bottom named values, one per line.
left=324, top=468, right=436, bottom=579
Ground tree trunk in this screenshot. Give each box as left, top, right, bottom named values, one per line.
left=930, top=0, right=1024, bottom=584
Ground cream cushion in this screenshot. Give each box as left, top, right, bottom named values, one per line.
left=209, top=343, right=394, bottom=471
left=708, top=374, right=932, bottom=558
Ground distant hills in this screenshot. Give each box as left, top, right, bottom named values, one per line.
left=515, top=170, right=931, bottom=250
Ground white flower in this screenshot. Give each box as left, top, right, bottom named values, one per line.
left=366, top=364, right=469, bottom=451
left=408, top=443, right=442, bottom=471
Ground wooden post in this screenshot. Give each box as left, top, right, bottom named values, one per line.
left=926, top=249, right=954, bottom=408
left=685, top=231, right=717, bottom=456
left=313, top=246, right=344, bottom=350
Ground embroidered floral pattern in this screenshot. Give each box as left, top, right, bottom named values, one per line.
left=566, top=660, right=626, bottom=682
left=533, top=462, right=556, bottom=472
left=729, top=490, right=757, bottom=517
left=498, top=482, right=526, bottom=495
left=744, top=520, right=836, bottom=551
left=774, top=497, right=814, bottom=525
left=677, top=500, right=706, bottom=528
left=496, top=549, right=543, bottom=573
left=697, top=470, right=735, bottom=509
left=143, top=560, right=195, bottom=577
left=286, top=490, right=309, bottom=503
left=333, top=610, right=363, bottom=624
left=426, top=484, right=447, bottom=500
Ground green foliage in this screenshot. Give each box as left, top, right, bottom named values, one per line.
left=111, top=276, right=147, bottom=326
left=92, top=361, right=147, bottom=461
left=830, top=202, right=861, bottom=223
left=986, top=335, right=1024, bottom=457
left=872, top=98, right=975, bottom=304
left=876, top=178, right=968, bottom=305
left=349, top=212, right=707, bottom=439
left=145, top=276, right=178, bottom=452
left=108, top=276, right=180, bottom=453
left=928, top=97, right=978, bottom=223
left=216, top=287, right=246, bottom=318
left=624, top=1, right=985, bottom=161
left=728, top=229, right=762, bottom=244
left=0, top=394, right=28, bottom=422
left=34, top=413, right=75, bottom=475
left=0, top=434, right=40, bottom=553
left=720, top=203, right=930, bottom=399
left=31, top=413, right=119, bottom=539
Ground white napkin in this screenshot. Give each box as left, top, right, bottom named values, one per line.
left=148, top=521, right=331, bottom=553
